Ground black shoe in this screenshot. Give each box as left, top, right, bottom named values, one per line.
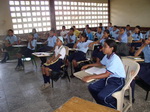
left=1, top=59, right=6, bottom=63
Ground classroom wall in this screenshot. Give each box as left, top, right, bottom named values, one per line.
left=0, top=0, right=12, bottom=35
left=110, top=0, right=150, bottom=27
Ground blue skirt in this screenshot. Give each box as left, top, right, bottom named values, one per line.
left=67, top=51, right=86, bottom=62
left=44, top=59, right=63, bottom=72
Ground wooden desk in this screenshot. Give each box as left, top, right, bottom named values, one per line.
left=32, top=52, right=53, bottom=57
left=12, top=44, right=27, bottom=48
left=54, top=97, right=120, bottom=112
left=122, top=56, right=144, bottom=62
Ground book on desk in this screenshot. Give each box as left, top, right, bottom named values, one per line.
left=74, top=67, right=106, bottom=83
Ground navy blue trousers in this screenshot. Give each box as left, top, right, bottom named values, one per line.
left=88, top=77, right=125, bottom=109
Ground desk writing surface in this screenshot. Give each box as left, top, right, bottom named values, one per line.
left=122, top=56, right=144, bottom=62
left=12, top=44, right=27, bottom=47
left=54, top=97, right=120, bottom=112
left=32, top=52, right=53, bottom=57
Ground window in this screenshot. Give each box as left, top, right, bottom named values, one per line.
left=54, top=1, right=108, bottom=30
left=9, top=0, right=51, bottom=34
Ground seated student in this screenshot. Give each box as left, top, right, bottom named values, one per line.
left=108, top=22, right=113, bottom=32
left=145, top=30, right=150, bottom=39
left=65, top=28, right=76, bottom=48
left=130, top=26, right=143, bottom=54
left=99, top=23, right=105, bottom=31
left=32, top=28, right=39, bottom=39
left=117, top=27, right=128, bottom=43
left=41, top=37, right=66, bottom=90
left=81, top=39, right=126, bottom=109
left=87, top=28, right=94, bottom=41
left=84, top=24, right=89, bottom=35
left=125, top=25, right=132, bottom=37
left=16, top=33, right=37, bottom=70
left=38, top=29, right=57, bottom=65
left=60, top=26, right=68, bottom=38
left=127, top=37, right=150, bottom=102
left=72, top=26, right=80, bottom=38
left=110, top=25, right=120, bottom=39
left=95, top=27, right=103, bottom=40
left=89, top=30, right=111, bottom=63
left=1, top=29, right=18, bottom=63
left=67, top=33, right=93, bottom=76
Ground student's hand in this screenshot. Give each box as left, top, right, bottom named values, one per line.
left=82, top=76, right=92, bottom=82
left=144, top=39, right=150, bottom=45
left=46, top=60, right=51, bottom=64
left=81, top=65, right=89, bottom=70
left=88, top=43, right=93, bottom=47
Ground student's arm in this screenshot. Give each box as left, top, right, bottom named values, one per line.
left=29, top=40, right=34, bottom=49
left=81, top=62, right=103, bottom=70
left=73, top=40, right=80, bottom=48
left=82, top=71, right=111, bottom=82
left=133, top=39, right=142, bottom=43
left=88, top=40, right=99, bottom=47
left=134, top=41, right=147, bottom=56
left=46, top=55, right=55, bottom=64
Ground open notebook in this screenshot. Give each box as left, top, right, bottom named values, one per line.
left=127, top=56, right=142, bottom=60
left=74, top=67, right=106, bottom=83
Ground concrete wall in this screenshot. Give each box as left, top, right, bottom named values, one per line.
left=110, top=0, right=150, bottom=27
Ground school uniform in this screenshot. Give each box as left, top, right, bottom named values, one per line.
left=131, top=33, right=143, bottom=48
left=38, top=35, right=57, bottom=64
left=66, top=34, right=76, bottom=48
left=44, top=45, right=66, bottom=72
left=33, top=33, right=39, bottom=39
left=145, top=30, right=150, bottom=39
left=117, top=32, right=128, bottom=43
left=74, top=30, right=80, bottom=38
left=60, top=30, right=69, bottom=38
left=95, top=32, right=103, bottom=40
left=5, top=35, right=18, bottom=44
left=84, top=29, right=88, bottom=35
left=110, top=29, right=120, bottom=39
left=108, top=27, right=113, bottom=32
left=88, top=53, right=125, bottom=109
left=68, top=40, right=93, bottom=62
left=125, top=29, right=132, bottom=37
left=87, top=32, right=94, bottom=40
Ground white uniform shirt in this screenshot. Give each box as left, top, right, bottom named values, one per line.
left=54, top=45, right=66, bottom=60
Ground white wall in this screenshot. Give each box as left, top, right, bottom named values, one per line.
left=110, top=0, right=150, bottom=27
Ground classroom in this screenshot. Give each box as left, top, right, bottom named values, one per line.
left=0, top=0, right=150, bottom=112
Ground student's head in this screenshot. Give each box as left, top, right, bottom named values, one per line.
left=99, top=23, right=103, bottom=26
left=72, top=26, right=76, bottom=30
left=79, top=33, right=88, bottom=42
left=102, top=39, right=117, bottom=55
left=56, top=36, right=64, bottom=46
left=8, top=29, right=14, bottom=36
left=85, top=24, right=89, bottom=29
left=103, top=30, right=110, bottom=38
left=135, top=25, right=141, bottom=33
left=49, top=29, right=55, bottom=36
left=97, top=27, right=102, bottom=32
left=119, top=27, right=125, bottom=34
left=28, top=33, right=34, bottom=40
left=32, top=28, right=37, bottom=34
left=69, top=28, right=74, bottom=35
left=108, top=22, right=112, bottom=27
left=62, top=26, right=66, bottom=31
left=126, top=25, right=130, bottom=30
left=87, top=28, right=92, bottom=33
left=113, top=25, right=118, bottom=31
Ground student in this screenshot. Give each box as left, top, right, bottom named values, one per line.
left=84, top=24, right=89, bottom=35
left=38, top=30, right=57, bottom=65
left=67, top=33, right=93, bottom=76
left=95, top=27, right=103, bottom=40
left=125, top=25, right=132, bottom=37
left=145, top=30, right=150, bottom=39
left=108, top=22, right=113, bottom=32
left=99, top=23, right=105, bottom=31
left=72, top=26, right=80, bottom=38
left=90, top=30, right=111, bottom=63
left=65, top=28, right=76, bottom=48
left=16, top=33, right=37, bottom=70
left=41, top=36, right=66, bottom=90
left=130, top=26, right=143, bottom=54
left=87, top=28, right=94, bottom=41
left=32, top=28, right=39, bottom=39
left=117, top=27, right=128, bottom=43
left=110, top=25, right=120, bottom=39
left=60, top=26, right=68, bottom=38
left=131, top=37, right=150, bottom=102
left=1, top=29, right=18, bottom=63
left=82, top=39, right=126, bottom=109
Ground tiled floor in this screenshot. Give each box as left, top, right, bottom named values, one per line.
left=0, top=59, right=149, bottom=112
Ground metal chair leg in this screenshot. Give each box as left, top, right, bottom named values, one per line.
left=145, top=91, right=149, bottom=101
